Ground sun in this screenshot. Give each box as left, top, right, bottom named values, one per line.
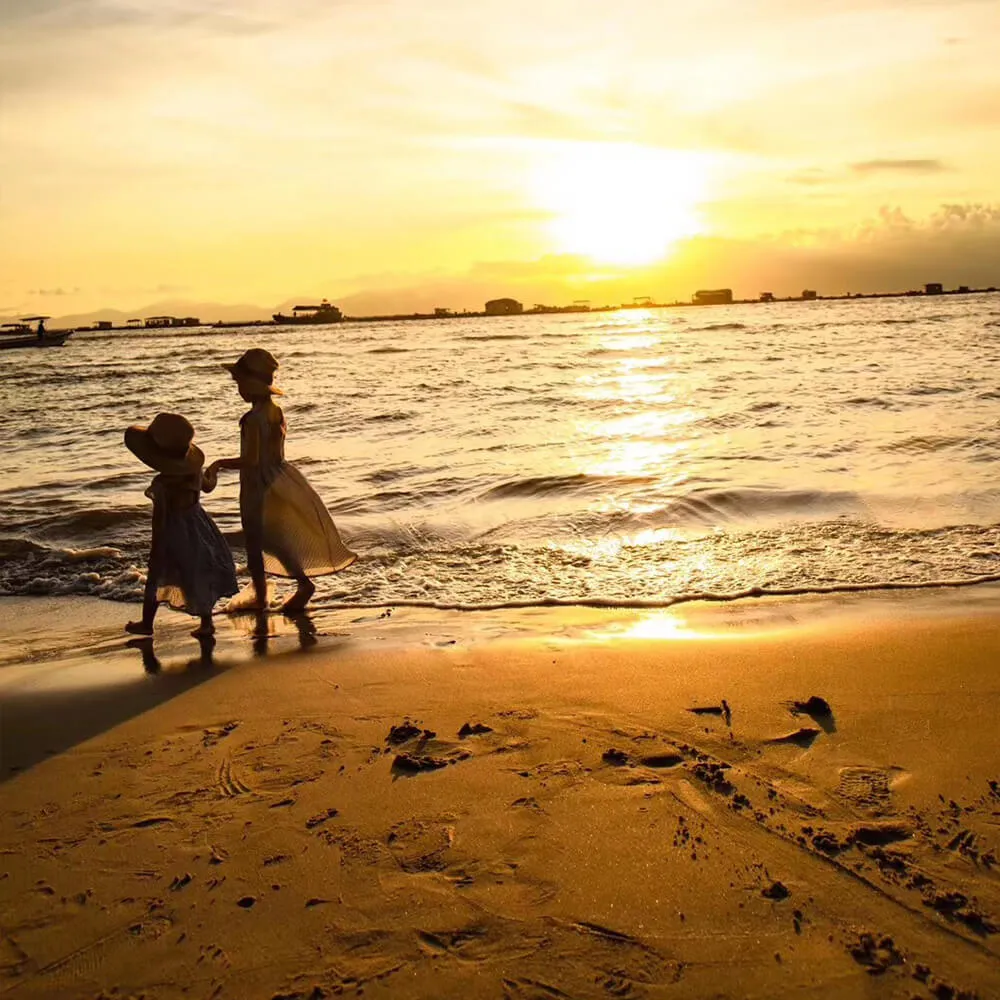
left=532, top=143, right=710, bottom=266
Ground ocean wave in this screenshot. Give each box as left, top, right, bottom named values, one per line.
left=479, top=473, right=657, bottom=501
left=631, top=486, right=864, bottom=528
left=844, top=396, right=895, bottom=409
left=0, top=539, right=144, bottom=601
left=458, top=333, right=532, bottom=342
left=882, top=435, right=971, bottom=454
left=4, top=506, right=148, bottom=543
left=688, top=322, right=748, bottom=332
left=2, top=518, right=998, bottom=606
left=366, top=411, right=416, bottom=423
left=307, top=573, right=1000, bottom=614
left=367, top=346, right=411, bottom=354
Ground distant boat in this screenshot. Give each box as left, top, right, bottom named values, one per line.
left=0, top=331, right=73, bottom=350
left=272, top=299, right=344, bottom=324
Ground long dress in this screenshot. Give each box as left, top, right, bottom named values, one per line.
left=147, top=473, right=239, bottom=615
left=239, top=402, right=356, bottom=578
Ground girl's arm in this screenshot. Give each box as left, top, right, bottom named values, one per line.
left=207, top=418, right=260, bottom=477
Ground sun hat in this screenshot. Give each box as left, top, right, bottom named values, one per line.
left=223, top=348, right=283, bottom=393
left=124, top=412, right=204, bottom=476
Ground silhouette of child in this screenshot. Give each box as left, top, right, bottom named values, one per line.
left=124, top=413, right=238, bottom=637
left=207, top=348, right=356, bottom=613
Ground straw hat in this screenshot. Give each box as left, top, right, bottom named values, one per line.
left=124, top=413, right=204, bottom=476
left=223, top=348, right=283, bottom=395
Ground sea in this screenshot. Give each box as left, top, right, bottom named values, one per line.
left=2, top=295, right=999, bottom=616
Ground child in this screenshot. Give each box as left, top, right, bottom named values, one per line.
left=124, top=412, right=238, bottom=637
left=207, top=348, right=356, bottom=613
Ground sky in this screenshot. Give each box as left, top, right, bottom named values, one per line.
left=2, top=0, right=1000, bottom=320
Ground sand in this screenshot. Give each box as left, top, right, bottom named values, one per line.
left=1, top=594, right=999, bottom=999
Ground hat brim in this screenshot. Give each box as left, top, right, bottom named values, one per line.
left=222, top=365, right=283, bottom=395
left=125, top=426, right=204, bottom=476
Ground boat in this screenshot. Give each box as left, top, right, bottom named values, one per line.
left=0, top=331, right=73, bottom=351
left=272, top=299, right=344, bottom=324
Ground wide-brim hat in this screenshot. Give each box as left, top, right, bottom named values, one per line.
left=125, top=412, right=204, bottom=476
left=223, top=348, right=282, bottom=393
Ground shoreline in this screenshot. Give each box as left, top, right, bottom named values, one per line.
left=2, top=585, right=999, bottom=780
left=1, top=588, right=998, bottom=997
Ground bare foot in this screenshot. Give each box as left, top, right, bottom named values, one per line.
left=225, top=583, right=268, bottom=613
left=125, top=620, right=154, bottom=635
left=281, top=578, right=315, bottom=614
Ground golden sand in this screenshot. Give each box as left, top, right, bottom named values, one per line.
left=1, top=596, right=998, bottom=998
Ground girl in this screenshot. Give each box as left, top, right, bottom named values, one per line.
left=124, top=412, right=238, bottom=637
left=207, top=348, right=356, bottom=613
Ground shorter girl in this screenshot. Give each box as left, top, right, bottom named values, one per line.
left=124, top=412, right=238, bottom=637
left=208, top=348, right=356, bottom=613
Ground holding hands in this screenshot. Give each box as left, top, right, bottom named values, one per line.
left=201, top=462, right=219, bottom=493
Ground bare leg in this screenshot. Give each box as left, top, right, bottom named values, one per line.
left=226, top=527, right=268, bottom=612
left=191, top=614, right=215, bottom=638
left=126, top=566, right=159, bottom=634
left=248, top=542, right=268, bottom=609
left=281, top=575, right=315, bottom=614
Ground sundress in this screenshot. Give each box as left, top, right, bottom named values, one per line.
left=239, top=403, right=356, bottom=578
left=146, top=473, right=238, bottom=615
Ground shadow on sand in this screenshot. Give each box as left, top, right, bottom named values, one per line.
left=0, top=612, right=325, bottom=783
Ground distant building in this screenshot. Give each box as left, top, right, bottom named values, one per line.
left=693, top=289, right=733, bottom=305
left=145, top=316, right=173, bottom=328
left=957, top=286, right=970, bottom=294
left=180, top=316, right=200, bottom=326
left=434, top=308, right=451, bottom=317
left=801, top=289, right=818, bottom=300
left=484, top=298, right=523, bottom=315
left=95, top=320, right=112, bottom=330
left=925, top=283, right=943, bottom=295
left=126, top=318, right=143, bottom=327
left=759, top=292, right=775, bottom=303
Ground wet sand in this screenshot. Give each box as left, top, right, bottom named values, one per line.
left=1, top=594, right=998, bottom=999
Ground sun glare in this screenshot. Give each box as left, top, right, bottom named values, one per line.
left=532, top=143, right=711, bottom=266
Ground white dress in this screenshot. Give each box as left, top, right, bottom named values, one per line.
left=239, top=403, right=356, bottom=578
left=147, top=474, right=239, bottom=615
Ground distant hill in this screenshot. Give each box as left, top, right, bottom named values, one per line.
left=51, top=300, right=274, bottom=328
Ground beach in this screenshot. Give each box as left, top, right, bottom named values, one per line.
left=2, top=591, right=998, bottom=999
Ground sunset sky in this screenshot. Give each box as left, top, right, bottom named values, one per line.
left=3, top=0, right=999, bottom=320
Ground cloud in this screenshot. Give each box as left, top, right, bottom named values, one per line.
left=851, top=159, right=948, bottom=174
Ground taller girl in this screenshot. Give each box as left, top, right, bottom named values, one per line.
left=207, top=348, right=356, bottom=613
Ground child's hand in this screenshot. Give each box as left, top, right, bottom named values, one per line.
left=201, top=464, right=219, bottom=493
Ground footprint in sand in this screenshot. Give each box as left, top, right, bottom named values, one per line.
left=502, top=976, right=573, bottom=999
left=216, top=757, right=251, bottom=798
left=386, top=818, right=455, bottom=873
left=837, top=766, right=896, bottom=808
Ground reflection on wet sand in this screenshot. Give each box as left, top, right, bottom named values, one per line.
left=126, top=633, right=217, bottom=674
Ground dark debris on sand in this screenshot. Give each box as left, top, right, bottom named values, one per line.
left=791, top=695, right=832, bottom=718
left=922, top=890, right=998, bottom=935
left=761, top=881, right=791, bottom=901
left=848, top=931, right=904, bottom=975
left=458, top=722, right=493, bottom=738
left=766, top=727, right=822, bottom=749
left=788, top=695, right=836, bottom=732
left=391, top=750, right=470, bottom=775
left=687, top=700, right=732, bottom=726
left=386, top=721, right=435, bottom=745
